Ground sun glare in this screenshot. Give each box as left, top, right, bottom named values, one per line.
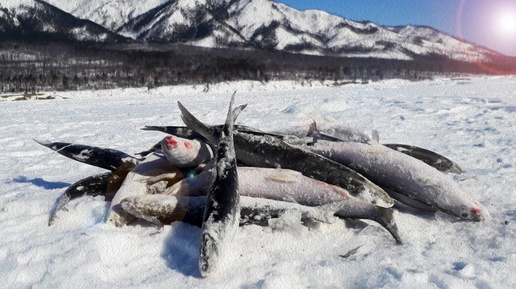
left=495, top=8, right=516, bottom=38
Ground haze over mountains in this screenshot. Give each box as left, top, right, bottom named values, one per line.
left=2, top=0, right=504, bottom=63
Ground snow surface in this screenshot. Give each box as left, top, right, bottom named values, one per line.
left=1, top=76, right=515, bottom=288
left=0, top=0, right=35, bottom=9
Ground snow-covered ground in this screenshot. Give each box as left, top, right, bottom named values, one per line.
left=1, top=76, right=515, bottom=288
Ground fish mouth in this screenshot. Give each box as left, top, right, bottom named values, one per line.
left=464, top=205, right=490, bottom=222
left=471, top=207, right=490, bottom=221
left=199, top=233, right=218, bottom=277
left=162, top=136, right=178, bottom=149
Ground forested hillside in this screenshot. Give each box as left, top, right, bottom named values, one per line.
left=2, top=42, right=513, bottom=93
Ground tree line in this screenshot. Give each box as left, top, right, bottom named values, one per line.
left=1, top=41, right=514, bottom=94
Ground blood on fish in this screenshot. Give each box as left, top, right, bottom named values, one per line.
left=470, top=208, right=482, bottom=215
left=164, top=136, right=178, bottom=149
left=184, top=142, right=192, bottom=149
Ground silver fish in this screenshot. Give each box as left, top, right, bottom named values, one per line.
left=120, top=194, right=340, bottom=227
left=301, top=140, right=489, bottom=221
left=166, top=167, right=402, bottom=244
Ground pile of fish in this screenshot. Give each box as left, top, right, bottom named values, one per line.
left=37, top=94, right=489, bottom=277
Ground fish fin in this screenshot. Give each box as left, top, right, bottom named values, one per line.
left=135, top=142, right=160, bottom=157
left=372, top=130, right=380, bottom=143
left=140, top=126, right=167, bottom=132
left=306, top=120, right=321, bottom=144
left=230, top=92, right=247, bottom=123
left=233, top=104, right=247, bottom=123
left=177, top=101, right=219, bottom=145
left=225, top=92, right=236, bottom=129
left=33, top=138, right=52, bottom=148
left=339, top=245, right=362, bottom=258
left=375, top=207, right=403, bottom=245
left=307, top=119, right=318, bottom=136
left=49, top=172, right=112, bottom=226
left=48, top=193, right=71, bottom=226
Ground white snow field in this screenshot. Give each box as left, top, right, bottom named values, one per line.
left=1, top=76, right=515, bottom=288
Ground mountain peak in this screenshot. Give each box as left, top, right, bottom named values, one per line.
left=6, top=0, right=503, bottom=62
left=0, top=0, right=129, bottom=44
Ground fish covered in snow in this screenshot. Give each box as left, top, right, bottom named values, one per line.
left=160, top=135, right=213, bottom=167
left=120, top=195, right=340, bottom=227
left=35, top=93, right=490, bottom=280
left=165, top=166, right=401, bottom=244
left=179, top=94, right=243, bottom=277
left=144, top=125, right=395, bottom=208
left=285, top=122, right=463, bottom=174
left=48, top=172, right=112, bottom=226
left=139, top=135, right=213, bottom=168
left=106, top=153, right=184, bottom=227
left=39, top=140, right=401, bottom=243
left=299, top=140, right=489, bottom=221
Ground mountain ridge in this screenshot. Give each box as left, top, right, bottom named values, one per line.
left=37, top=0, right=501, bottom=63
left=0, top=0, right=130, bottom=44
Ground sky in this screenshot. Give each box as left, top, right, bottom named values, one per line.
left=276, top=0, right=516, bottom=56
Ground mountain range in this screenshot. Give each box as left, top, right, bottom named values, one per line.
left=0, top=0, right=504, bottom=63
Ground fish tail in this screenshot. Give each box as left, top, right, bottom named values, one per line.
left=48, top=193, right=71, bottom=226
left=226, top=92, right=246, bottom=131
left=375, top=207, right=403, bottom=245
left=178, top=101, right=218, bottom=145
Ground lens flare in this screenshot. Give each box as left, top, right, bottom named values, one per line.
left=456, top=0, right=516, bottom=74
left=495, top=9, right=516, bottom=37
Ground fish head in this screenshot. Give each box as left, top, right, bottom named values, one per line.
left=453, top=202, right=490, bottom=221
left=199, top=232, right=220, bottom=277
left=160, top=136, right=202, bottom=166
left=162, top=136, right=180, bottom=150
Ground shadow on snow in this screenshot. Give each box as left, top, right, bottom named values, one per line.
left=12, top=176, right=70, bottom=190
left=161, top=222, right=202, bottom=278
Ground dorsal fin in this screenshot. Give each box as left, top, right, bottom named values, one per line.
left=308, top=119, right=318, bottom=136
left=306, top=119, right=321, bottom=144
left=223, top=92, right=237, bottom=134
left=372, top=130, right=380, bottom=144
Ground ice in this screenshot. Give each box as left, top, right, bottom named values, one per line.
left=0, top=76, right=515, bottom=287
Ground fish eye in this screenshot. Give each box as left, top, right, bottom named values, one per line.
left=461, top=213, right=469, bottom=218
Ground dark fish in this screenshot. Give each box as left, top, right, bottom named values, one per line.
left=382, top=143, right=463, bottom=174
left=48, top=162, right=136, bottom=226
left=34, top=139, right=138, bottom=171
left=180, top=94, right=243, bottom=277
left=48, top=173, right=111, bottom=226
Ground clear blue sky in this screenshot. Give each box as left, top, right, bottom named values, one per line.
left=276, top=0, right=516, bottom=56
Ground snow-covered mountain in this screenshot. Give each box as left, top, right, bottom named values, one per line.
left=0, top=0, right=128, bottom=43
left=43, top=0, right=171, bottom=31
left=3, top=0, right=501, bottom=63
